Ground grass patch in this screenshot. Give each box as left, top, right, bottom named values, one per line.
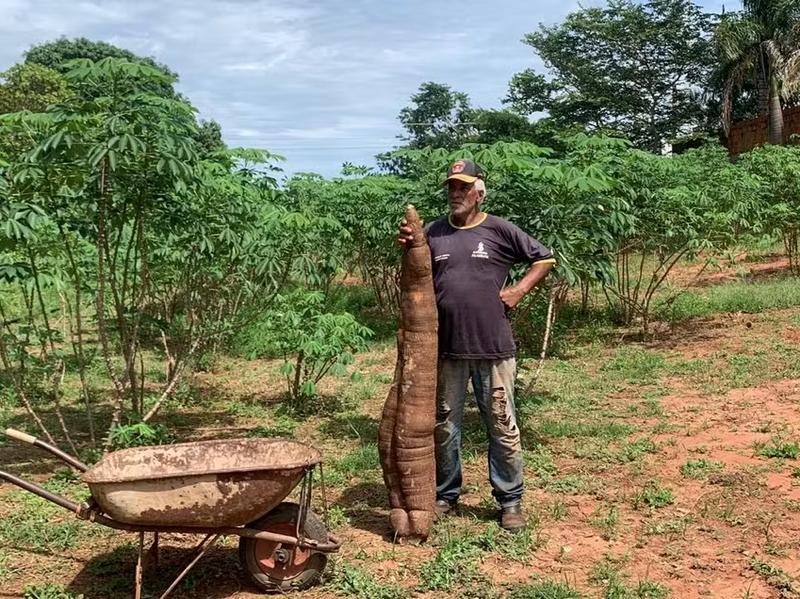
left=332, top=561, right=407, bottom=599
left=659, top=278, right=800, bottom=322
left=600, top=347, right=666, bottom=384
left=474, top=522, right=543, bottom=563
left=633, top=481, right=674, bottom=510
left=749, top=557, right=797, bottom=596
left=590, top=555, right=671, bottom=598
left=617, top=438, right=658, bottom=463
left=325, top=504, right=351, bottom=530
left=643, top=514, right=694, bottom=537
left=544, top=474, right=600, bottom=495
left=0, top=485, right=90, bottom=553
left=590, top=505, right=620, bottom=540
left=416, top=532, right=486, bottom=592
left=23, top=585, right=84, bottom=599
left=325, top=444, right=381, bottom=486
left=680, top=459, right=724, bottom=479
left=320, top=412, right=379, bottom=444
left=535, top=419, right=634, bottom=440
left=525, top=446, right=559, bottom=482
left=245, top=413, right=298, bottom=438
left=509, top=580, right=584, bottom=598
left=755, top=436, right=800, bottom=460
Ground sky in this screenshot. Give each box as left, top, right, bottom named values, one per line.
left=2, top=0, right=735, bottom=178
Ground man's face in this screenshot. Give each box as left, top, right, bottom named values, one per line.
left=447, top=179, right=483, bottom=219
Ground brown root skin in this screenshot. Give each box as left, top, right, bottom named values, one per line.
left=390, top=508, right=410, bottom=538
left=378, top=333, right=404, bottom=510
left=404, top=205, right=426, bottom=248
left=408, top=509, right=434, bottom=540
left=379, top=204, right=438, bottom=540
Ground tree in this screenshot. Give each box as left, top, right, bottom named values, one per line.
left=0, top=64, right=70, bottom=157
left=0, top=63, right=69, bottom=114
left=193, top=119, right=226, bottom=158
left=507, top=0, right=715, bottom=152
left=471, top=109, right=574, bottom=152
left=25, top=37, right=178, bottom=98
left=25, top=37, right=176, bottom=78
left=715, top=0, right=800, bottom=144
left=398, top=82, right=476, bottom=150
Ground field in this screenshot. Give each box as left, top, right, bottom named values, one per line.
left=1, top=254, right=800, bottom=599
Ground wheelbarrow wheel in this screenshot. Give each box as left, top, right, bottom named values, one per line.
left=239, top=502, right=328, bottom=593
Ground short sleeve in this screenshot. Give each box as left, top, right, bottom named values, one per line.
left=506, top=222, right=556, bottom=265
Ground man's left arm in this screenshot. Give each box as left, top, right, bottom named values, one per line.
left=500, top=259, right=556, bottom=310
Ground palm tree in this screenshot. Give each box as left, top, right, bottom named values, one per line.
left=716, top=0, right=800, bottom=144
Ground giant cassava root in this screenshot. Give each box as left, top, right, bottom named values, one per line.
left=378, top=205, right=438, bottom=540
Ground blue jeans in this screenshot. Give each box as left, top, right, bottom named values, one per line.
left=435, top=357, right=524, bottom=508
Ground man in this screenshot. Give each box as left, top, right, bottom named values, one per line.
left=398, top=159, right=555, bottom=532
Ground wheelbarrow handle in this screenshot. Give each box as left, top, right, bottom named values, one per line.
left=3, top=428, right=89, bottom=473
left=0, top=469, right=84, bottom=514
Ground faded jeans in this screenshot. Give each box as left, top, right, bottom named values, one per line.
left=435, top=357, right=524, bottom=508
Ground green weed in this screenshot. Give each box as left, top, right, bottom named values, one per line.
left=332, top=561, right=407, bottom=599
left=633, top=481, right=674, bottom=509
left=0, top=550, right=15, bottom=583
left=23, top=584, right=84, bottom=599
left=643, top=514, right=694, bottom=537
left=545, top=474, right=599, bottom=495
left=109, top=422, right=173, bottom=449
left=749, top=557, right=796, bottom=595
left=508, top=580, right=584, bottom=598
left=474, top=521, right=543, bottom=563
left=325, top=444, right=380, bottom=485
left=680, top=459, right=724, bottom=479
left=660, top=278, right=800, bottom=322
left=416, top=533, right=486, bottom=592
left=550, top=500, right=568, bottom=521
left=617, top=438, right=658, bottom=463
left=591, top=505, right=620, bottom=540
left=755, top=436, right=800, bottom=459
left=535, top=419, right=634, bottom=440
left=321, top=412, right=378, bottom=444
left=526, top=446, right=559, bottom=479
left=0, top=491, right=87, bottom=552
left=245, top=413, right=297, bottom=438
left=590, top=555, right=670, bottom=598
left=325, top=504, right=351, bottom=530
left=600, top=347, right=666, bottom=384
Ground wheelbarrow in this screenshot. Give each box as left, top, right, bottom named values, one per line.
left=0, top=428, right=341, bottom=598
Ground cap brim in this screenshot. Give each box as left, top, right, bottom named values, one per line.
left=444, top=174, right=479, bottom=184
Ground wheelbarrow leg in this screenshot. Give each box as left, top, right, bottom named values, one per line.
left=148, top=532, right=159, bottom=568
left=159, top=534, right=221, bottom=599
left=135, top=532, right=145, bottom=599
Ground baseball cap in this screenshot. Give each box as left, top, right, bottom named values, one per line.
left=444, top=159, right=485, bottom=184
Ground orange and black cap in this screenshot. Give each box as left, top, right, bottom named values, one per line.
left=444, top=159, right=485, bottom=184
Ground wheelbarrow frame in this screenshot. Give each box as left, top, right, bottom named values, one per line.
left=0, top=428, right=340, bottom=598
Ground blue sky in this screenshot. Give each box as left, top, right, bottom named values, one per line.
left=2, top=0, right=735, bottom=177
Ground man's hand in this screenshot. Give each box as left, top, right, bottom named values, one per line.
left=397, top=218, right=418, bottom=247
left=500, top=285, right=526, bottom=310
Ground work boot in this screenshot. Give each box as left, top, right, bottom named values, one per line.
left=500, top=503, right=525, bottom=533
left=434, top=499, right=457, bottom=519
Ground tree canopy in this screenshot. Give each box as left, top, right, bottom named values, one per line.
left=506, top=0, right=715, bottom=152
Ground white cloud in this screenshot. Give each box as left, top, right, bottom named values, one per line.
left=0, top=0, right=741, bottom=176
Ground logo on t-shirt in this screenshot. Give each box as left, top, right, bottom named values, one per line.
left=471, top=241, right=489, bottom=259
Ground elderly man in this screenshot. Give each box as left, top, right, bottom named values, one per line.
left=398, top=159, right=555, bottom=532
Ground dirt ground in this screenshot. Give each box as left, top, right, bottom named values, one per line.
left=1, top=254, right=799, bottom=599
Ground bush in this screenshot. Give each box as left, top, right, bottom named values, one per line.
left=109, top=422, right=174, bottom=449
left=236, top=290, right=372, bottom=409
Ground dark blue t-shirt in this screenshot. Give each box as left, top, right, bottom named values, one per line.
left=425, top=213, right=555, bottom=360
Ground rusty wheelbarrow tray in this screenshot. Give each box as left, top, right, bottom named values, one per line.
left=0, top=428, right=341, bottom=598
